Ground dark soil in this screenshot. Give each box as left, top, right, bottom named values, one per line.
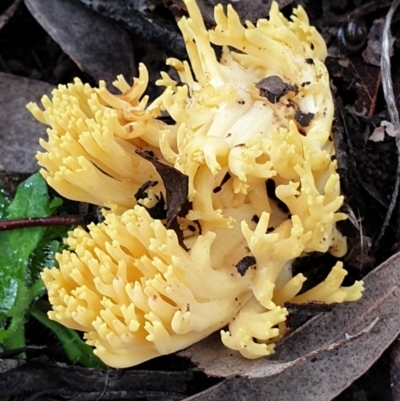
left=1, top=0, right=400, bottom=400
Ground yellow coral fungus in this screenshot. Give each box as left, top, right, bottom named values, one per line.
left=30, top=0, right=364, bottom=367
left=27, top=64, right=166, bottom=209
left=43, top=206, right=251, bottom=367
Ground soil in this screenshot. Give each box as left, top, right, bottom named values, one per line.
left=1, top=0, right=400, bottom=400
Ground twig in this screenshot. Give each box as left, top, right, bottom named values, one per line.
left=0, top=216, right=83, bottom=231
left=373, top=0, right=400, bottom=252
left=337, top=0, right=392, bottom=22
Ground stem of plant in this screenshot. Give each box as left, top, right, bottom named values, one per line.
left=3, top=318, right=25, bottom=352
left=0, top=216, right=83, bottom=231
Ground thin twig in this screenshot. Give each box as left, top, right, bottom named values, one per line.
left=0, top=216, right=83, bottom=231
left=373, top=0, right=400, bottom=252
left=338, top=0, right=392, bottom=22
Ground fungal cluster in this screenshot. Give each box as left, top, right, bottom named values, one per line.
left=28, top=0, right=363, bottom=368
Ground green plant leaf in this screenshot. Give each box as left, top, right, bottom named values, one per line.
left=29, top=232, right=68, bottom=278
left=0, top=174, right=92, bottom=368
left=49, top=196, right=63, bottom=214
left=28, top=239, right=67, bottom=302
left=0, top=175, right=51, bottom=315
left=0, top=189, right=10, bottom=220
left=7, top=173, right=52, bottom=218
left=0, top=173, right=65, bottom=347
left=30, top=306, right=106, bottom=370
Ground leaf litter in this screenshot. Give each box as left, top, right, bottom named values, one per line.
left=24, top=0, right=136, bottom=85
left=0, top=73, right=54, bottom=172
left=180, top=251, right=400, bottom=400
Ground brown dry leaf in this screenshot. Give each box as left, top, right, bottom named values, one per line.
left=166, top=0, right=295, bottom=25
left=0, top=73, right=53, bottom=173
left=81, top=0, right=186, bottom=60
left=180, top=251, right=400, bottom=401
left=136, top=149, right=189, bottom=228
left=24, top=0, right=135, bottom=84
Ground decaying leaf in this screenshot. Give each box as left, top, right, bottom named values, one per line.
left=327, top=56, right=381, bottom=117
left=24, top=0, right=136, bottom=84
left=0, top=73, right=54, bottom=172
left=135, top=149, right=189, bottom=227
left=391, top=339, right=400, bottom=401
left=79, top=0, right=186, bottom=60
left=165, top=0, right=294, bottom=25
left=369, top=120, right=400, bottom=142
left=285, top=302, right=332, bottom=333
left=0, top=0, right=22, bottom=31
left=382, top=120, right=400, bottom=137
left=0, top=355, right=192, bottom=398
left=369, top=125, right=385, bottom=142
left=180, top=251, right=400, bottom=401
left=198, top=0, right=274, bottom=24
left=363, top=19, right=394, bottom=67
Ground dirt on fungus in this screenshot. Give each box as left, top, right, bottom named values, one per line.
left=1, top=0, right=400, bottom=400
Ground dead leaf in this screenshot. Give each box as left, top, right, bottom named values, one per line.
left=363, top=19, right=394, bottom=67
left=180, top=251, right=400, bottom=401
left=369, top=125, right=385, bottom=142
left=381, top=120, right=400, bottom=137
left=80, top=0, right=187, bottom=60
left=0, top=0, right=21, bottom=31
left=350, top=60, right=381, bottom=117
left=369, top=121, right=400, bottom=142
left=285, top=302, right=332, bottom=333
left=134, top=180, right=166, bottom=220
left=24, top=0, right=136, bottom=84
left=391, top=339, right=400, bottom=401
left=166, top=0, right=274, bottom=25
left=0, top=355, right=192, bottom=398
left=326, top=56, right=381, bottom=117
left=0, top=73, right=54, bottom=172
left=135, top=149, right=189, bottom=228
left=215, top=0, right=273, bottom=23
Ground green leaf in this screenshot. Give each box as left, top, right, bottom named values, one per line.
left=0, top=174, right=80, bottom=361
left=28, top=279, right=46, bottom=303
left=7, top=173, right=51, bottom=219
left=0, top=175, right=51, bottom=316
left=0, top=189, right=10, bottom=220
left=30, top=306, right=106, bottom=369
left=29, top=234, right=68, bottom=279
left=0, top=173, right=66, bottom=347
left=28, top=240, right=67, bottom=302
left=49, top=197, right=63, bottom=214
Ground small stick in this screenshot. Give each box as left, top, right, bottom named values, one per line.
left=0, top=216, right=83, bottom=231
